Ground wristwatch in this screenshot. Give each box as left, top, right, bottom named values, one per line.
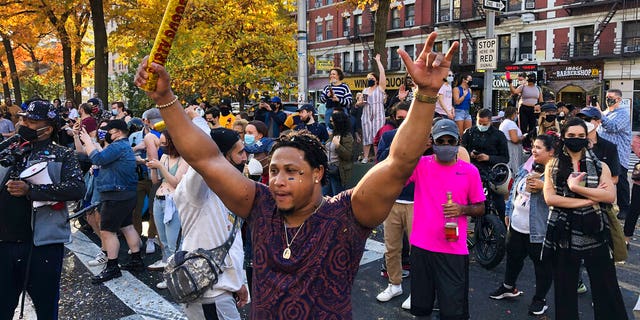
left=414, top=92, right=438, bottom=104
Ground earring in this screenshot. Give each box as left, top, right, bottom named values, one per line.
left=314, top=179, right=319, bottom=184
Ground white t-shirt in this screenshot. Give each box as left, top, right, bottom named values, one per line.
left=510, top=176, right=531, bottom=234
left=435, top=83, right=453, bottom=116
left=499, top=118, right=522, bottom=143
left=173, top=167, right=245, bottom=299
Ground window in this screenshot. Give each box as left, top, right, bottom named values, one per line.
left=316, top=22, right=323, bottom=41
left=326, top=20, right=333, bottom=40
left=574, top=26, right=594, bottom=57
left=519, top=32, right=533, bottom=60
left=434, top=42, right=443, bottom=53
left=498, top=34, right=511, bottom=62
left=343, top=17, right=351, bottom=37
left=343, top=52, right=352, bottom=72
left=508, top=0, right=523, bottom=12
left=391, top=8, right=401, bottom=29
left=326, top=0, right=333, bottom=4
left=405, top=4, right=415, bottom=27
left=355, top=14, right=363, bottom=35
left=355, top=51, right=364, bottom=72
left=405, top=45, right=415, bottom=60
left=622, top=21, right=640, bottom=53
left=449, top=40, right=460, bottom=65
left=438, top=0, right=460, bottom=22
left=390, top=46, right=401, bottom=70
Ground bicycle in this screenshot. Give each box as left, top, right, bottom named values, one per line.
left=467, top=168, right=508, bottom=270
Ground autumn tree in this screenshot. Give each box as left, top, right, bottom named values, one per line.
left=108, top=0, right=298, bottom=106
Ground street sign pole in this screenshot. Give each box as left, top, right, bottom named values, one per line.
left=483, top=10, right=495, bottom=111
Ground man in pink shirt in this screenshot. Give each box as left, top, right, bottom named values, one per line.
left=407, top=118, right=486, bottom=319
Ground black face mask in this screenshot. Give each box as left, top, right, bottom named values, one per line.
left=367, top=79, right=376, bottom=87
left=564, top=138, right=588, bottom=152
left=18, top=125, right=48, bottom=142
left=545, top=114, right=556, bottom=122
left=606, top=98, right=617, bottom=107
left=105, top=132, right=114, bottom=144
left=220, top=108, right=231, bottom=116
left=228, top=156, right=245, bottom=172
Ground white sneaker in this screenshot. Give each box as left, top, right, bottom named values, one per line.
left=145, top=239, right=156, bottom=254
left=88, top=252, right=107, bottom=266
left=156, top=281, right=167, bottom=289
left=147, top=259, right=167, bottom=271
left=376, top=283, right=403, bottom=302
left=401, top=295, right=411, bottom=310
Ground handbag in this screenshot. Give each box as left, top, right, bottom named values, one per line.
left=163, top=216, right=240, bottom=303
left=601, top=203, right=628, bottom=262
left=631, top=161, right=640, bottom=181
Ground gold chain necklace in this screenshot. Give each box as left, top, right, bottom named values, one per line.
left=282, top=198, right=326, bottom=260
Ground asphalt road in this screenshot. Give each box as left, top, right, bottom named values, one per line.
left=12, top=219, right=640, bottom=320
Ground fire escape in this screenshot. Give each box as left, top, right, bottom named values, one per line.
left=561, top=0, right=623, bottom=60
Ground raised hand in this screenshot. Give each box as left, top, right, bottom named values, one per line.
left=134, top=57, right=175, bottom=104
left=398, top=85, right=408, bottom=101
left=398, top=32, right=458, bottom=95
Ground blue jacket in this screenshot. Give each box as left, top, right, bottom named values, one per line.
left=89, top=138, right=137, bottom=193
left=505, top=159, right=549, bottom=243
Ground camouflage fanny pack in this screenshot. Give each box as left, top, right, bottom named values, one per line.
left=163, top=216, right=240, bottom=303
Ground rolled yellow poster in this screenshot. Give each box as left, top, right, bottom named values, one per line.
left=141, top=0, right=190, bottom=92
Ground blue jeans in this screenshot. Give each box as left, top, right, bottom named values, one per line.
left=153, top=197, right=181, bottom=261
left=322, top=167, right=343, bottom=196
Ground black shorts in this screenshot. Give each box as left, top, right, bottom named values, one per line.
left=100, top=198, right=137, bottom=233
left=410, top=246, right=469, bottom=320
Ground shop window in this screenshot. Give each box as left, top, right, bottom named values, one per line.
left=498, top=34, right=511, bottom=63
left=633, top=80, right=640, bottom=132
left=390, top=46, right=401, bottom=70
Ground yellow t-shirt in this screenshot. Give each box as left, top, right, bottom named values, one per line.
left=219, top=114, right=236, bottom=129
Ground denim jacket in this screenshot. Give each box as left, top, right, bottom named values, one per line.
left=505, top=160, right=549, bottom=243
left=89, top=138, right=137, bottom=193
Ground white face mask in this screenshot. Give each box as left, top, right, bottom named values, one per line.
left=446, top=76, right=454, bottom=83
left=477, top=124, right=490, bottom=132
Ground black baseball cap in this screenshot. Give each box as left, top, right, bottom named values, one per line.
left=18, top=100, right=58, bottom=122
left=102, top=119, right=129, bottom=133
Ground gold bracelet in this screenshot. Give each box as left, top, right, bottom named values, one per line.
left=156, top=95, right=179, bottom=109
left=414, top=92, right=438, bottom=104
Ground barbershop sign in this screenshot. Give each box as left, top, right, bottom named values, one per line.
left=547, top=64, right=600, bottom=80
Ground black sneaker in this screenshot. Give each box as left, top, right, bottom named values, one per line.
left=120, top=259, right=145, bottom=272
left=92, top=265, right=122, bottom=284
left=528, top=299, right=548, bottom=315
left=489, top=284, right=523, bottom=300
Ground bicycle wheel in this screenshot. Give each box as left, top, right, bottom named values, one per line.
left=474, top=213, right=506, bottom=270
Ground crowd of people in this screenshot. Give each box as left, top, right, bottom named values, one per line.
left=0, top=31, right=639, bottom=320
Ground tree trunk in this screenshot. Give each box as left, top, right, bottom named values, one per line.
left=60, top=33, right=75, bottom=103
left=0, top=60, right=12, bottom=101
left=90, top=0, right=108, bottom=105
left=372, top=0, right=390, bottom=76
left=74, top=46, right=82, bottom=105
left=2, top=37, right=22, bottom=105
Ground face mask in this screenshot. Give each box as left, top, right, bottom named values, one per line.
left=244, top=134, right=255, bottom=145
left=18, top=125, right=48, bottom=142
left=557, top=112, right=565, bottom=121
left=446, top=76, right=454, bottom=83
left=159, top=146, right=169, bottom=155
left=105, top=132, right=114, bottom=144
left=111, top=109, right=118, bottom=116
left=367, top=79, right=376, bottom=87
left=564, top=137, right=588, bottom=152
left=97, top=129, right=107, bottom=141
left=433, top=145, right=459, bottom=163
left=395, top=118, right=405, bottom=127
left=477, top=124, right=490, bottom=132
left=606, top=98, right=617, bottom=107
left=229, top=156, right=245, bottom=172
left=220, top=108, right=231, bottom=116
left=545, top=114, right=556, bottom=122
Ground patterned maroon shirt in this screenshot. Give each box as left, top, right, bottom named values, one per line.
left=247, top=183, right=371, bottom=319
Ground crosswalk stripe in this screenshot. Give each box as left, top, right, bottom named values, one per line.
left=361, top=239, right=386, bottom=266
left=65, top=229, right=187, bottom=320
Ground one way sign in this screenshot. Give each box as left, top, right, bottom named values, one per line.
left=483, top=0, right=506, bottom=11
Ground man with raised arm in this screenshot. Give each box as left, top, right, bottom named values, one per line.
left=134, top=32, right=457, bottom=319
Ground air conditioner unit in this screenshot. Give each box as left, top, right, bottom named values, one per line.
left=343, top=30, right=350, bottom=37
left=314, top=1, right=322, bottom=8
left=405, top=19, right=415, bottom=27
left=440, top=14, right=450, bottom=22
left=520, top=53, right=534, bottom=60
left=624, top=45, right=640, bottom=53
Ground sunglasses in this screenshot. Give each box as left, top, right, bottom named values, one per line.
left=435, top=137, right=458, bottom=145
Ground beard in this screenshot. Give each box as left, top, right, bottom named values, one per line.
left=278, top=207, right=295, bottom=216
